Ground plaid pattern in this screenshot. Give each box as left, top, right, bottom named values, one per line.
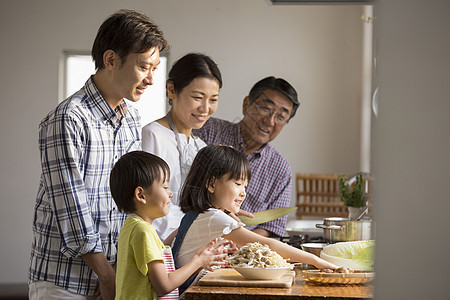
left=28, top=77, right=142, bottom=295
left=193, top=118, right=292, bottom=237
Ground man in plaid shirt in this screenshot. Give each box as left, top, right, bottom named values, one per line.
left=194, top=77, right=300, bottom=238
left=28, top=10, right=168, bottom=299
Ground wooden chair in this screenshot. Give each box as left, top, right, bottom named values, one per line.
left=295, top=173, right=348, bottom=219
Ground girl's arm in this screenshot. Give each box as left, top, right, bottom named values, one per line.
left=147, top=239, right=232, bottom=296
left=223, top=227, right=338, bottom=270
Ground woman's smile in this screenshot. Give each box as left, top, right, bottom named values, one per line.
left=192, top=113, right=208, bottom=122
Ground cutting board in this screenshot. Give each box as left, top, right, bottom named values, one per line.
left=198, top=268, right=295, bottom=288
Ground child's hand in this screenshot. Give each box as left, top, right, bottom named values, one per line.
left=237, top=209, right=254, bottom=218
left=194, top=238, right=238, bottom=271
left=223, top=209, right=253, bottom=223
left=314, top=257, right=339, bottom=271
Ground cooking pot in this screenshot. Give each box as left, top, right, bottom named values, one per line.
left=316, top=217, right=371, bottom=243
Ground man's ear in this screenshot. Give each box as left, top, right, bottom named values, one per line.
left=242, top=96, right=251, bottom=115
left=103, top=49, right=119, bottom=70
left=207, top=177, right=216, bottom=193
left=134, top=186, right=146, bottom=204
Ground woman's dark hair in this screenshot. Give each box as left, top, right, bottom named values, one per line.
left=110, top=151, right=170, bottom=214
left=248, top=76, right=300, bottom=120
left=92, top=9, right=169, bottom=70
left=179, top=145, right=251, bottom=213
left=167, top=53, right=222, bottom=97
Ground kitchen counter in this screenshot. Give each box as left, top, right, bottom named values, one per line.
left=183, top=269, right=373, bottom=300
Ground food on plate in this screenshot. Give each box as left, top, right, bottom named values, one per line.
left=227, top=242, right=291, bottom=268
left=321, top=268, right=333, bottom=273
left=320, top=267, right=354, bottom=273
left=335, top=266, right=354, bottom=273
left=320, top=240, right=375, bottom=271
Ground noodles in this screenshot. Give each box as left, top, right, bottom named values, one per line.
left=227, top=242, right=291, bottom=268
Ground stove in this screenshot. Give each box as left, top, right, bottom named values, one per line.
left=277, top=234, right=327, bottom=248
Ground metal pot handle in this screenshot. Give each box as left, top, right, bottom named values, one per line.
left=316, top=224, right=344, bottom=230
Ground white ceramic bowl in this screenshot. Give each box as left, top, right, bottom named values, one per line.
left=300, top=242, right=328, bottom=257
left=232, top=266, right=292, bottom=280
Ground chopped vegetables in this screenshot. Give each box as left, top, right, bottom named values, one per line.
left=227, top=242, right=291, bottom=268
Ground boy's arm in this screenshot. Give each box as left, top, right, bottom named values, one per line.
left=147, top=239, right=232, bottom=296
left=147, top=258, right=200, bottom=296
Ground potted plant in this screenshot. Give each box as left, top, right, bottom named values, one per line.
left=339, top=172, right=368, bottom=220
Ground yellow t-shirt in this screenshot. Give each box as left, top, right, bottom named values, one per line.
left=116, top=216, right=164, bottom=300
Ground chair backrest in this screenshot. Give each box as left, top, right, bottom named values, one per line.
left=296, top=173, right=348, bottom=218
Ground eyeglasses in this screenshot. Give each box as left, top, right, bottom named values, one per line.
left=252, top=102, right=289, bottom=125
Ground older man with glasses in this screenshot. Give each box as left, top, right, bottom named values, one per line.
left=193, top=76, right=300, bottom=238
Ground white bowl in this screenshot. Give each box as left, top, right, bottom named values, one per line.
left=232, top=266, right=292, bottom=280
left=300, top=243, right=328, bottom=257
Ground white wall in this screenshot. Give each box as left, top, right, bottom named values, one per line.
left=0, top=0, right=365, bottom=283
left=372, top=1, right=450, bottom=299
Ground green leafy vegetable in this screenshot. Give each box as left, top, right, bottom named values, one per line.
left=320, top=240, right=375, bottom=271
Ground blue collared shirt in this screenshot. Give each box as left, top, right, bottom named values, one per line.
left=193, top=117, right=292, bottom=237
left=28, top=77, right=141, bottom=295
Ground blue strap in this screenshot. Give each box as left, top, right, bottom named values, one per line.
left=171, top=210, right=200, bottom=294
left=172, top=210, right=200, bottom=268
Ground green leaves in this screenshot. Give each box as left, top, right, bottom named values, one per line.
left=339, top=173, right=368, bottom=208
left=321, top=240, right=375, bottom=271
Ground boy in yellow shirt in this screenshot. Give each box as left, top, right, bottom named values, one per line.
left=110, top=151, right=233, bottom=299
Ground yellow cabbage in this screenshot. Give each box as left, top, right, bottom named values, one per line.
left=320, top=240, right=375, bottom=271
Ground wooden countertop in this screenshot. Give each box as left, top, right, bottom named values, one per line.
left=183, top=269, right=373, bottom=300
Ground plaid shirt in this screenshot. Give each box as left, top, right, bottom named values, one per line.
left=193, top=118, right=292, bottom=237
left=28, top=77, right=141, bottom=295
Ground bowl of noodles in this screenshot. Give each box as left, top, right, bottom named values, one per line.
left=227, top=242, right=293, bottom=280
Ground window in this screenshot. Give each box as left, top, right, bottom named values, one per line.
left=61, top=51, right=168, bottom=127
